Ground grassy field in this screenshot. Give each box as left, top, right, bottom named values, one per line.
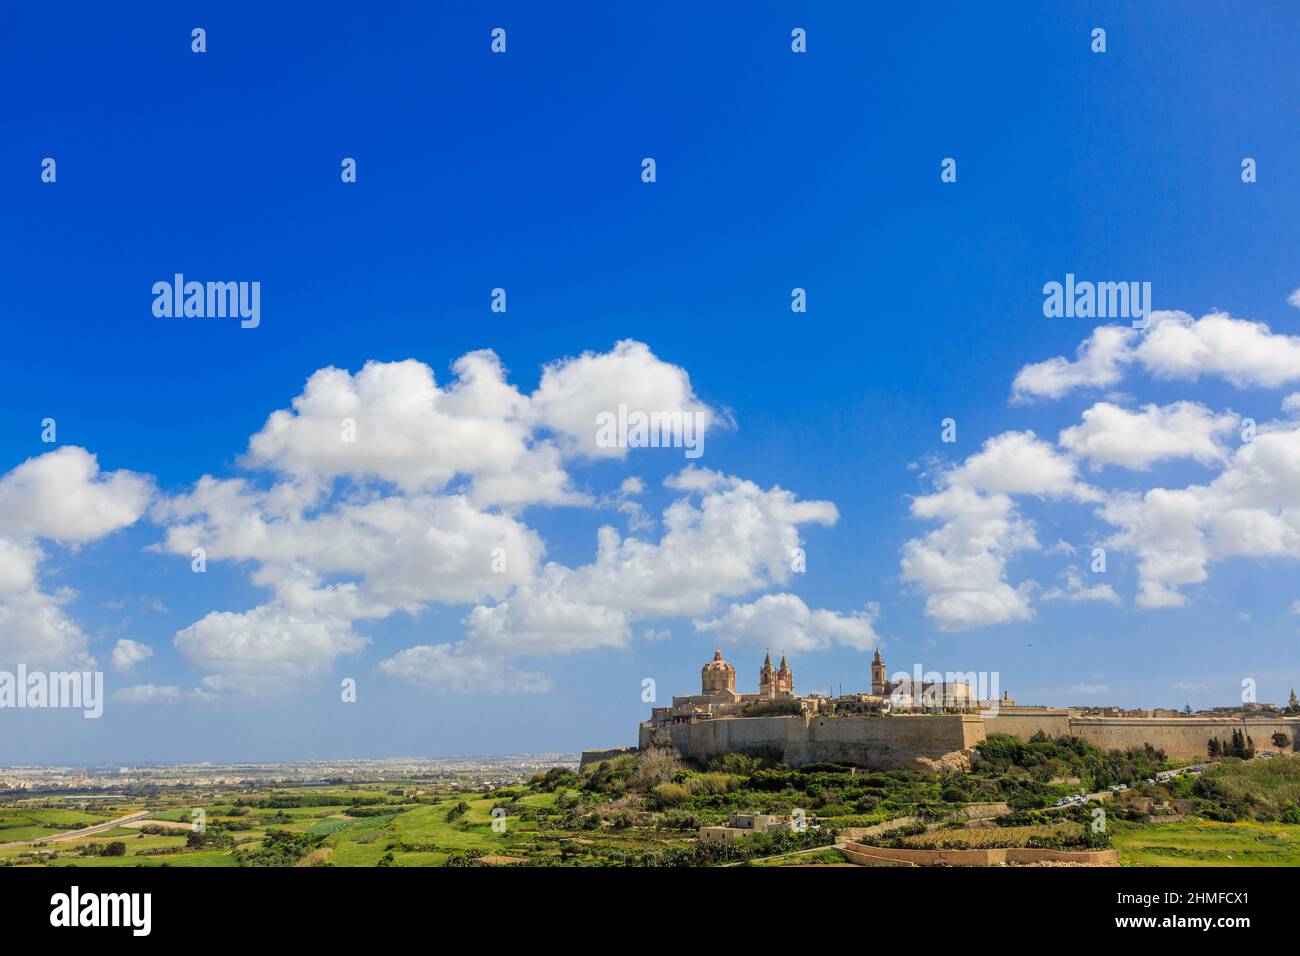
left=0, top=807, right=118, bottom=843
left=0, top=785, right=694, bottom=868
left=1112, top=819, right=1300, bottom=866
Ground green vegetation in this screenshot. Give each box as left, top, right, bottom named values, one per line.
left=3, top=746, right=1297, bottom=867
left=1186, top=756, right=1300, bottom=822
left=1112, top=819, right=1300, bottom=866
left=976, top=732, right=1165, bottom=793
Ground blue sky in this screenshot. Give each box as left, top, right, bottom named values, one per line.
left=2, top=2, right=1299, bottom=763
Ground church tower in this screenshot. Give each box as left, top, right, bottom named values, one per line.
left=777, top=654, right=794, bottom=697
left=759, top=652, right=777, bottom=700
left=871, top=648, right=887, bottom=697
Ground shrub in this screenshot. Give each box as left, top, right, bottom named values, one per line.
left=632, top=748, right=682, bottom=790
left=650, top=783, right=690, bottom=809
left=684, top=772, right=736, bottom=796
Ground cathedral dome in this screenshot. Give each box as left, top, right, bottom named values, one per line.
left=702, top=649, right=734, bottom=673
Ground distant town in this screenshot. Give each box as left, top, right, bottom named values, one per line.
left=0, top=755, right=579, bottom=797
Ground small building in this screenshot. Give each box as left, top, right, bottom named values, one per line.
left=699, top=812, right=788, bottom=842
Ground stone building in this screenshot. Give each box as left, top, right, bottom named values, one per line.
left=870, top=648, right=977, bottom=710
left=759, top=653, right=794, bottom=700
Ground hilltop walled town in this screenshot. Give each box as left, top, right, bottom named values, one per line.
left=581, top=649, right=1300, bottom=773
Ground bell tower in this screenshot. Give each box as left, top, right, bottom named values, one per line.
left=871, top=648, right=887, bottom=697
left=759, top=652, right=777, bottom=700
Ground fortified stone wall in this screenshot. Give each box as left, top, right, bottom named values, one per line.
left=985, top=711, right=1300, bottom=761
left=1068, top=717, right=1299, bottom=761
left=638, top=709, right=1300, bottom=772
left=666, top=713, right=983, bottom=769
left=983, top=710, right=1072, bottom=741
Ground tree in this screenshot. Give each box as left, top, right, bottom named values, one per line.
left=102, top=841, right=127, bottom=857
left=1208, top=738, right=1222, bottom=758
left=631, top=747, right=681, bottom=791
left=1272, top=732, right=1290, bottom=750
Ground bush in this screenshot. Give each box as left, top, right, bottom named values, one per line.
left=683, top=772, right=736, bottom=796
left=632, top=748, right=682, bottom=790
left=658, top=809, right=701, bottom=830
left=651, top=783, right=690, bottom=809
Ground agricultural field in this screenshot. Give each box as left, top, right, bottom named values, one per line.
left=0, top=806, right=120, bottom=844
left=895, top=822, right=1089, bottom=850
left=4, top=740, right=1297, bottom=867
left=0, top=785, right=699, bottom=868
left=1112, top=820, right=1300, bottom=866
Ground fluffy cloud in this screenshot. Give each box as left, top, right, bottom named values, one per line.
left=1101, top=421, right=1300, bottom=608
left=0, top=448, right=152, bottom=668
left=1013, top=308, right=1300, bottom=400
left=902, top=487, right=1038, bottom=630
left=157, top=479, right=542, bottom=610
left=0, top=600, right=95, bottom=669
left=464, top=469, right=847, bottom=658
left=941, top=431, right=1098, bottom=500
left=531, top=339, right=722, bottom=459
left=0, top=446, right=152, bottom=543
left=155, top=476, right=548, bottom=690
left=175, top=603, right=371, bottom=693
left=377, top=643, right=551, bottom=694
left=244, top=352, right=581, bottom=508
left=148, top=344, right=861, bottom=694
left=1040, top=567, right=1120, bottom=604
left=1059, top=401, right=1238, bottom=471
left=1012, top=325, right=1136, bottom=401
left=1136, top=311, right=1300, bottom=388
left=462, top=468, right=838, bottom=656
left=110, top=638, right=154, bottom=673
left=901, top=433, right=1098, bottom=631
left=694, top=593, right=880, bottom=652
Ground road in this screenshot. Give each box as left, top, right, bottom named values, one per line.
left=0, top=811, right=151, bottom=850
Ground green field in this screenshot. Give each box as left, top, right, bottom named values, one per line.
left=1113, top=819, right=1300, bottom=866
left=5, top=748, right=1299, bottom=867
